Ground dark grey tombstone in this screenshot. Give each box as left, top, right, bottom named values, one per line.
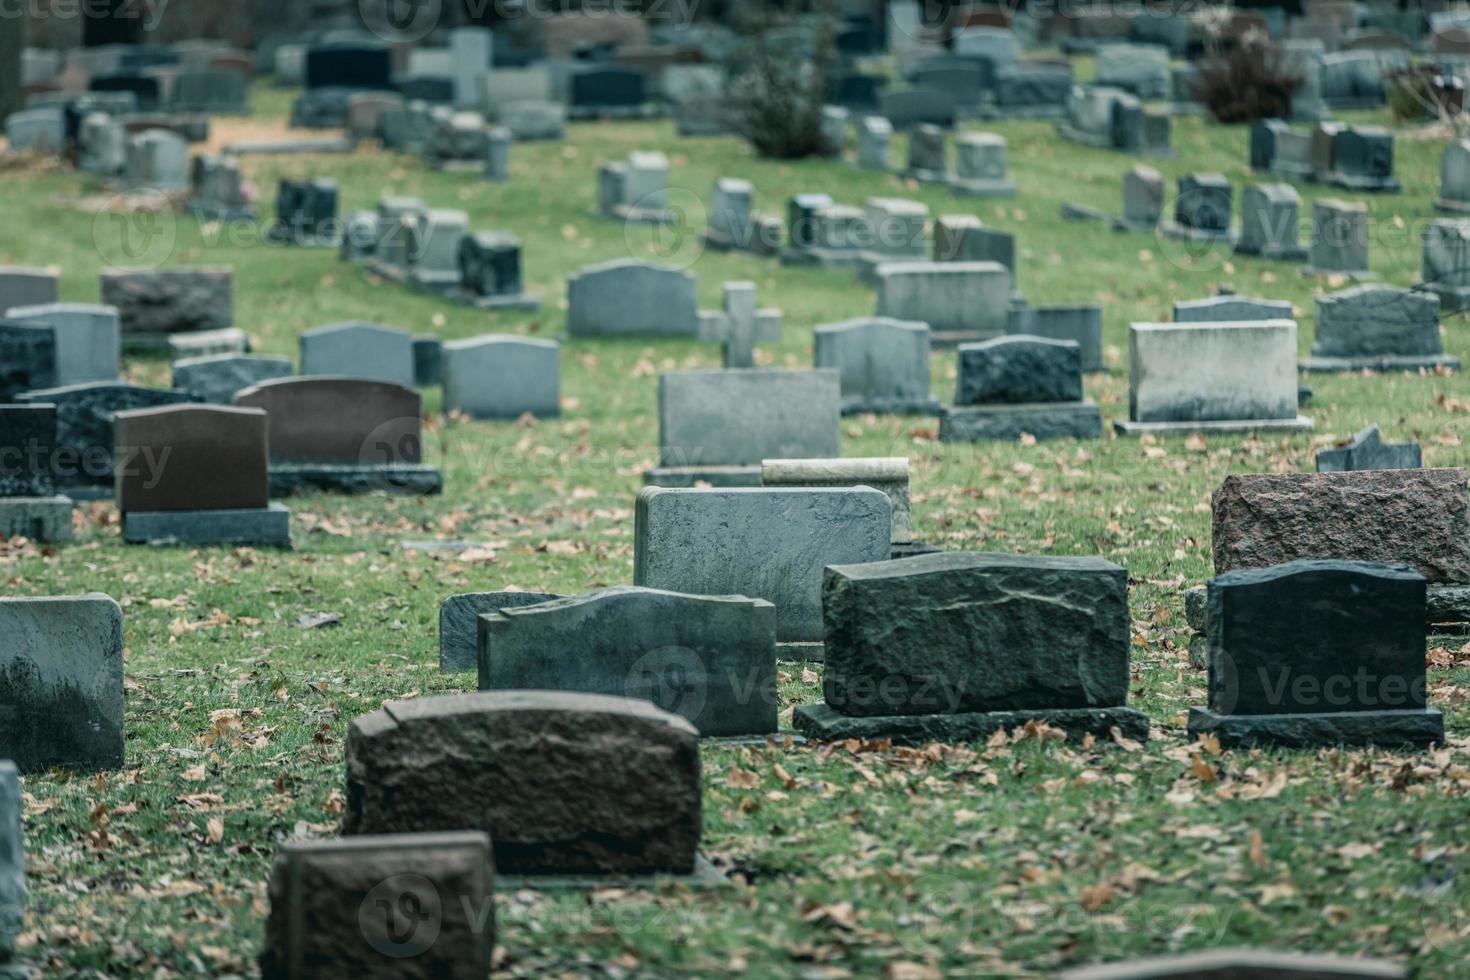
left=1316, top=425, right=1422, bottom=472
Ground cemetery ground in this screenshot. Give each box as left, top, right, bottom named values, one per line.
left=4, top=81, right=1470, bottom=976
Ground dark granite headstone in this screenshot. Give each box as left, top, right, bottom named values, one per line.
left=113, top=405, right=270, bottom=513
left=570, top=67, right=647, bottom=107
left=956, top=336, right=1083, bottom=405
left=233, top=377, right=421, bottom=465
left=1250, top=118, right=1288, bottom=170
left=788, top=193, right=835, bottom=250
left=1316, top=425, right=1422, bottom=472
left=459, top=232, right=523, bottom=297
left=395, top=75, right=454, bottom=103
left=1176, top=173, right=1233, bottom=232
left=830, top=73, right=885, bottom=110
left=274, top=178, right=339, bottom=242
left=89, top=73, right=161, bottom=111
left=304, top=44, right=393, bottom=91
left=0, top=404, right=57, bottom=496
left=0, top=321, right=57, bottom=401
left=440, top=591, right=563, bottom=672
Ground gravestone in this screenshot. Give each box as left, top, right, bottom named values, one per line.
left=1272, top=128, right=1316, bottom=179
left=299, top=322, right=415, bottom=386
left=100, top=267, right=233, bottom=350
left=304, top=43, right=393, bottom=90
left=569, top=67, right=648, bottom=117
left=458, top=232, right=538, bottom=310
left=634, top=486, right=892, bottom=644
left=234, top=377, right=442, bottom=496
left=0, top=404, right=72, bottom=543
left=705, top=178, right=754, bottom=251
left=762, top=457, right=914, bottom=548
left=1250, top=118, right=1289, bottom=170
left=879, top=87, right=956, bottom=130
left=598, top=150, right=669, bottom=221
left=781, top=203, right=868, bottom=268
left=951, top=132, right=1016, bottom=197
left=695, top=282, right=782, bottom=369
left=442, top=336, right=560, bottom=420
left=1058, top=949, right=1407, bottom=979
left=1120, top=164, right=1164, bottom=229
left=788, top=193, right=835, bottom=251
left=414, top=338, right=442, bottom=387
left=942, top=336, right=1101, bottom=442
left=1322, top=124, right=1399, bottom=192
left=346, top=91, right=404, bottom=141
left=566, top=260, right=698, bottom=338
left=500, top=100, right=566, bottom=141
left=272, top=178, right=339, bottom=246
left=172, top=354, right=293, bottom=404
left=114, top=405, right=289, bottom=546
left=4, top=304, right=119, bottom=386
left=0, top=266, right=60, bottom=312
left=1419, top=219, right=1470, bottom=312
left=407, top=208, right=469, bottom=294
left=0, top=761, right=20, bottom=965
left=1161, top=173, right=1235, bottom=242
left=171, top=67, right=248, bottom=114
left=1094, top=43, right=1170, bottom=99
left=0, top=594, right=123, bottom=772
left=1006, top=305, right=1104, bottom=373
left=1304, top=284, right=1456, bottom=372
left=813, top=317, right=939, bottom=414
left=874, top=261, right=1011, bottom=347
left=1282, top=39, right=1328, bottom=121
left=1310, top=121, right=1344, bottom=177
left=440, top=591, right=562, bottom=673
left=260, top=833, right=494, bottom=980
left=451, top=27, right=494, bottom=108
left=649, top=369, right=841, bottom=487
left=17, top=382, right=190, bottom=496
left=1174, top=295, right=1293, bottom=322
left=1317, top=425, right=1422, bottom=472
left=1308, top=198, right=1370, bottom=276
left=905, top=124, right=949, bottom=183
left=794, top=553, right=1148, bottom=744
left=1436, top=140, right=1470, bottom=213
left=1236, top=183, right=1308, bottom=261
left=345, top=691, right=702, bottom=876
left=1119, top=321, right=1311, bottom=434
left=485, top=126, right=511, bottom=181
left=819, top=105, right=849, bottom=157
left=994, top=62, right=1073, bottom=114
left=932, top=216, right=1014, bottom=282
left=855, top=197, right=929, bottom=277
left=4, top=107, right=65, bottom=153
left=124, top=128, right=188, bottom=192
left=858, top=116, right=892, bottom=170
left=478, top=586, right=777, bottom=738
left=187, top=155, right=252, bottom=221
left=1212, top=469, right=1470, bottom=584
left=1188, top=561, right=1442, bottom=748
left=91, top=73, right=161, bottom=112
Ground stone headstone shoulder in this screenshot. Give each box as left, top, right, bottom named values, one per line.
left=442, top=335, right=559, bottom=420
left=299, top=321, right=416, bottom=387
left=941, top=336, right=1101, bottom=443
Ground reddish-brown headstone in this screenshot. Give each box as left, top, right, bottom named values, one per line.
left=233, top=376, right=422, bottom=465
left=113, top=404, right=268, bottom=512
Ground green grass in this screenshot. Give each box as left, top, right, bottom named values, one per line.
left=3, top=82, right=1470, bottom=977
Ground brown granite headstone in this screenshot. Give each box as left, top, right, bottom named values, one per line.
left=113, top=404, right=268, bottom=512
left=233, top=377, right=422, bottom=465
left=344, top=690, right=702, bottom=876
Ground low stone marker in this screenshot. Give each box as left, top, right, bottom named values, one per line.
left=0, top=321, right=56, bottom=400
left=941, top=336, right=1101, bottom=443
left=440, top=591, right=562, bottom=672
left=1212, top=469, right=1469, bottom=583
left=1160, top=172, right=1236, bottom=244
left=271, top=177, right=339, bottom=246
left=1173, top=295, right=1292, bottom=323
left=1307, top=197, right=1370, bottom=277
left=114, top=405, right=290, bottom=547
left=1235, top=182, right=1308, bottom=261
left=951, top=132, right=1016, bottom=197
left=0, top=761, right=21, bottom=966
left=1302, top=284, right=1458, bottom=373
left=100, top=267, right=233, bottom=351
left=793, top=553, right=1148, bottom=744
left=0, top=404, right=73, bottom=543
left=478, top=586, right=777, bottom=738
left=4, top=304, right=121, bottom=385
left=234, top=377, right=442, bottom=496
left=761, top=457, right=914, bottom=549
left=458, top=232, right=539, bottom=310
left=260, top=833, right=495, bottom=980
left=1188, top=560, right=1443, bottom=748
left=1006, top=305, right=1104, bottom=373
left=442, top=336, right=560, bottom=419
left=874, top=261, right=1011, bottom=347
left=300, top=321, right=416, bottom=387
left=0, top=266, right=60, bottom=313
left=566, top=259, right=698, bottom=338
left=1058, top=948, right=1406, bottom=979
left=345, top=691, right=702, bottom=876
left=0, top=594, right=124, bottom=772
left=1436, top=139, right=1470, bottom=214
left=1420, top=218, right=1470, bottom=313
left=634, top=486, right=891, bottom=645
left=1316, top=424, right=1421, bottom=472
left=172, top=354, right=294, bottom=404
left=696, top=282, right=783, bottom=369
left=812, top=317, right=939, bottom=414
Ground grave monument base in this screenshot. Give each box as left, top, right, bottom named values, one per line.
left=1187, top=706, right=1444, bottom=749
left=1300, top=353, right=1461, bottom=373
left=497, top=852, right=729, bottom=892
left=1318, top=171, right=1401, bottom=194
left=1115, top=415, right=1313, bottom=436
left=643, top=465, right=763, bottom=488
left=0, top=496, right=73, bottom=543
left=840, top=396, right=943, bottom=416
left=167, top=327, right=250, bottom=359
left=940, top=401, right=1103, bottom=443
left=793, top=703, right=1151, bottom=746
left=268, top=463, right=444, bottom=497
left=409, top=270, right=462, bottom=297
left=950, top=176, right=1017, bottom=198
left=778, top=246, right=867, bottom=269
left=1234, top=241, right=1309, bottom=262
left=124, top=503, right=291, bottom=547
left=187, top=203, right=256, bottom=222
left=463, top=291, right=543, bottom=312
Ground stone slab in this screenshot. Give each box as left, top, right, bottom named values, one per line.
left=234, top=377, right=423, bottom=465
left=123, top=503, right=291, bottom=547
left=657, top=369, right=840, bottom=469
left=1188, top=706, right=1443, bottom=748
left=267, top=463, right=443, bottom=497
left=114, top=405, right=270, bottom=513
left=1115, top=416, right=1314, bottom=436
left=4, top=303, right=121, bottom=386
left=0, top=760, right=20, bottom=963
left=172, top=354, right=294, bottom=405
left=100, top=267, right=232, bottom=338
left=442, top=336, right=560, bottom=420
left=793, top=703, right=1150, bottom=746
left=956, top=336, right=1082, bottom=405
left=940, top=402, right=1102, bottom=442
left=1127, top=320, right=1301, bottom=426
left=566, top=260, right=698, bottom=338
left=300, top=322, right=416, bottom=387
left=761, top=457, right=912, bottom=545
left=0, top=497, right=74, bottom=543
left=440, top=591, right=562, bottom=673
left=1316, top=425, right=1422, bottom=472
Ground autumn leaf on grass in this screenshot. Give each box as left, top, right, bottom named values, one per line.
left=206, top=817, right=224, bottom=845
left=538, top=540, right=583, bottom=556
left=1190, top=754, right=1218, bottom=784
left=1337, top=842, right=1380, bottom=861
left=1248, top=828, right=1266, bottom=867
left=1110, top=726, right=1143, bottom=752
left=1079, top=881, right=1116, bottom=912
left=801, top=901, right=858, bottom=931
left=726, top=766, right=759, bottom=789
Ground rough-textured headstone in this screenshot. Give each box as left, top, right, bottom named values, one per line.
left=761, top=457, right=913, bottom=546
left=1421, top=218, right=1470, bottom=313
left=1057, top=948, right=1407, bottom=979
left=1305, top=285, right=1454, bottom=371
left=1173, top=173, right=1233, bottom=233
left=956, top=336, right=1082, bottom=405
left=1094, top=43, right=1170, bottom=99
left=634, top=486, right=891, bottom=643
left=458, top=232, right=534, bottom=307
left=478, top=586, right=777, bottom=737
left=1189, top=560, right=1442, bottom=748
left=813, top=317, right=937, bottom=414
left=100, top=267, right=233, bottom=341
left=5, top=303, right=121, bottom=385
left=905, top=124, right=949, bottom=182
left=951, top=132, right=1015, bottom=197
left=1237, top=183, right=1308, bottom=261
left=1006, top=305, right=1103, bottom=372
left=17, top=382, right=191, bottom=492
left=566, top=260, right=697, bottom=337
left=0, top=404, right=57, bottom=497
left=345, top=691, right=702, bottom=875
left=0, top=761, right=21, bottom=964
left=440, top=591, right=562, bottom=673
left=442, top=336, right=559, bottom=420
left=1212, top=470, right=1470, bottom=583
left=260, top=833, right=495, bottom=980
left=0, top=594, right=124, bottom=772
left=171, top=354, right=293, bottom=405
left=1317, top=425, right=1422, bottom=472
left=0, top=321, right=57, bottom=400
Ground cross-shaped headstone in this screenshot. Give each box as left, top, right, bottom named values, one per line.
left=698, top=281, right=782, bottom=368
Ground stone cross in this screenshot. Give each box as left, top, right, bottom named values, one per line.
left=698, top=282, right=782, bottom=368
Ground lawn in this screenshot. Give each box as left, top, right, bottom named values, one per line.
left=2, top=79, right=1469, bottom=977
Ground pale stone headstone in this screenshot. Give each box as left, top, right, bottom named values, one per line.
left=1006, top=305, right=1104, bottom=372
left=1309, top=197, right=1370, bottom=276
left=299, top=322, right=416, bottom=386
left=442, top=336, right=560, bottom=420
left=5, top=304, right=120, bottom=385
left=858, top=116, right=892, bottom=171
left=485, top=126, right=511, bottom=181
left=4, top=107, right=65, bottom=153
left=451, top=27, right=494, bottom=108
left=124, top=128, right=188, bottom=191
left=813, top=317, right=938, bottom=414
left=1237, top=183, right=1307, bottom=261
left=0, top=266, right=60, bottom=313
left=1094, top=43, right=1170, bottom=99
left=762, top=457, right=913, bottom=545
left=819, top=105, right=849, bottom=158
left=1121, top=164, right=1164, bottom=229
left=695, top=282, right=782, bottom=368
left=706, top=178, right=753, bottom=250
left=874, top=261, right=1011, bottom=344
left=566, top=259, right=698, bottom=338
left=951, top=132, right=1016, bottom=197
left=1437, top=140, right=1470, bottom=213
left=1058, top=946, right=1406, bottom=979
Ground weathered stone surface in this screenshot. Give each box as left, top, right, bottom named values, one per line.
left=1212, top=470, right=1470, bottom=583
left=234, top=377, right=423, bottom=465
left=1310, top=284, right=1445, bottom=360
left=0, top=594, right=124, bottom=773
left=0, top=321, right=56, bottom=400
left=479, top=586, right=777, bottom=737
left=1126, top=321, right=1301, bottom=425
left=345, top=691, right=702, bottom=875
left=1236, top=182, right=1306, bottom=259
left=113, top=405, right=270, bottom=513
left=820, top=553, right=1130, bottom=717
left=0, top=497, right=74, bottom=543
left=167, top=327, right=250, bottom=360
left=1057, top=948, right=1407, bottom=979
left=0, top=266, right=60, bottom=313
left=956, top=336, right=1083, bottom=405
left=1317, top=425, right=1421, bottom=472
left=442, top=336, right=560, bottom=420
left=762, top=457, right=912, bottom=545
left=0, top=761, right=20, bottom=962
left=100, top=267, right=233, bottom=338
left=812, top=317, right=935, bottom=413
left=0, top=404, right=56, bottom=497
left=874, top=261, right=1010, bottom=338
left=440, top=591, right=562, bottom=672
left=940, top=402, right=1102, bottom=443
left=17, top=382, right=191, bottom=492
left=656, top=369, right=840, bottom=470
left=172, top=354, right=294, bottom=404
left=566, top=260, right=698, bottom=338
left=1172, top=295, right=1293, bottom=323
left=5, top=304, right=121, bottom=385
left=123, top=504, right=291, bottom=547
left=634, top=487, right=892, bottom=642
left=1006, top=305, right=1103, bottom=373
left=794, top=703, right=1150, bottom=746
left=261, top=833, right=494, bottom=980
left=299, top=322, right=415, bottom=386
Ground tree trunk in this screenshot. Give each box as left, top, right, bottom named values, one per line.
left=0, top=12, right=23, bottom=122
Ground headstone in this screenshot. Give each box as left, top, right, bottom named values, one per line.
left=1282, top=39, right=1328, bottom=121
left=1057, top=948, right=1407, bottom=979
left=78, top=112, right=127, bottom=175
left=1188, top=560, right=1442, bottom=748
left=299, top=322, right=415, bottom=386
left=479, top=67, right=552, bottom=119
left=0, top=761, right=21, bottom=964
left=451, top=27, right=494, bottom=108
left=813, top=317, right=938, bottom=414
left=1437, top=140, right=1470, bottom=213
left=442, top=336, right=559, bottom=420
left=793, top=553, right=1148, bottom=744
left=649, top=369, right=842, bottom=487
left=1309, top=198, right=1370, bottom=276
left=441, top=591, right=562, bottom=673
left=1174, top=295, right=1293, bottom=322
left=705, top=178, right=754, bottom=251
left=1119, top=321, right=1310, bottom=434
left=1163, top=172, right=1233, bottom=239
left=857, top=116, right=892, bottom=171
left=1272, top=129, right=1316, bottom=179
left=1006, top=305, right=1104, bottom=373
left=304, top=43, right=393, bottom=91
left=0, top=319, right=56, bottom=401
left=345, top=91, right=404, bottom=141
left=1317, top=425, right=1422, bottom=472
left=696, top=282, right=781, bottom=369
left=0, top=404, right=72, bottom=543
left=566, top=260, right=698, bottom=338
left=170, top=67, right=248, bottom=114
left=874, top=261, right=1011, bottom=346
left=114, top=405, right=289, bottom=546
left=788, top=193, right=835, bottom=250
left=634, top=486, right=892, bottom=644
left=458, top=232, right=537, bottom=309
left=1213, top=469, right=1470, bottom=583
left=123, top=128, right=188, bottom=191
left=951, top=132, right=1016, bottom=197
left=819, top=105, right=849, bottom=158
left=942, top=336, right=1101, bottom=443
left=1419, top=219, right=1470, bottom=312
left=879, top=87, right=956, bottom=130
left=187, top=155, right=252, bottom=221
left=1305, top=284, right=1455, bottom=371
left=932, top=216, right=1014, bottom=280
left=4, top=107, right=65, bottom=153
left=345, top=691, right=702, bottom=875
left=905, top=124, right=948, bottom=183
left=99, top=267, right=232, bottom=349
left=500, top=100, right=566, bottom=141
left=994, top=62, right=1073, bottom=113
left=172, top=354, right=293, bottom=404
left=761, top=457, right=914, bottom=547
left=1310, top=120, right=1344, bottom=176
left=478, top=586, right=777, bottom=738
left=407, top=208, right=470, bottom=294
left=272, top=178, right=339, bottom=246
left=260, top=833, right=495, bottom=980
left=0, top=266, right=59, bottom=313
left=4, top=304, right=119, bottom=385
left=1121, top=164, right=1164, bottom=229
left=1094, top=43, right=1170, bottom=99
left=1236, top=183, right=1308, bottom=261
left=484, top=126, right=511, bottom=181
left=17, top=382, right=190, bottom=495
left=1323, top=124, right=1399, bottom=192
left=1251, top=118, right=1289, bottom=171
left=0, top=594, right=123, bottom=772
